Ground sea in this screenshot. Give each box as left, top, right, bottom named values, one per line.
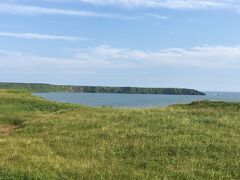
left=34, top=92, right=240, bottom=108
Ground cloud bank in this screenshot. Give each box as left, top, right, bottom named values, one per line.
left=1, top=45, right=240, bottom=74
left=74, top=45, right=240, bottom=69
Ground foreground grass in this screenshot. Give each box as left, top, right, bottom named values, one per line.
left=0, top=90, right=239, bottom=179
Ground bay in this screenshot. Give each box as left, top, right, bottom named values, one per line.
left=33, top=92, right=240, bottom=108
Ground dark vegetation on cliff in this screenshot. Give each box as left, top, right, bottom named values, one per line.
left=0, top=82, right=205, bottom=95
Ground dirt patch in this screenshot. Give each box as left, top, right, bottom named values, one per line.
left=0, top=125, right=16, bottom=136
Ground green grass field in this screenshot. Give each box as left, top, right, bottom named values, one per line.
left=0, top=90, right=239, bottom=179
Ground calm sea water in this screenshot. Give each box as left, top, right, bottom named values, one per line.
left=33, top=92, right=240, bottom=108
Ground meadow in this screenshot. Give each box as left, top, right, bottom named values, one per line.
left=0, top=90, right=239, bottom=179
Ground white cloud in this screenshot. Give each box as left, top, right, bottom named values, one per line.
left=73, top=45, right=240, bottom=69
left=0, top=48, right=128, bottom=73
left=36, top=0, right=240, bottom=11
left=0, top=3, right=119, bottom=18
left=0, top=2, right=149, bottom=19
left=0, top=32, right=85, bottom=41
left=144, top=13, right=169, bottom=19
left=3, top=0, right=240, bottom=18
left=1, top=45, right=240, bottom=74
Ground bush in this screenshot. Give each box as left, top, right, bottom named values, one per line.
left=6, top=116, right=25, bottom=126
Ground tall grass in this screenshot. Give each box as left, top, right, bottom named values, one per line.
left=0, top=90, right=239, bottom=179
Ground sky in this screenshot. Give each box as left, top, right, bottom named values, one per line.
left=0, top=0, right=240, bottom=92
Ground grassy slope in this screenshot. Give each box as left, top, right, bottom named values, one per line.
left=0, top=90, right=239, bottom=179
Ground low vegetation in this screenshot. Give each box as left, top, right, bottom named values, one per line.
left=0, top=90, right=239, bottom=179
left=0, top=82, right=205, bottom=95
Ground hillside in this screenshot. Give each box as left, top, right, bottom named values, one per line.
left=0, top=82, right=205, bottom=95
left=0, top=90, right=239, bottom=179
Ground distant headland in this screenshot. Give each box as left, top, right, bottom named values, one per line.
left=0, top=82, right=205, bottom=95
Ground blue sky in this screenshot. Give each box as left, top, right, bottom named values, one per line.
left=0, top=0, right=240, bottom=91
